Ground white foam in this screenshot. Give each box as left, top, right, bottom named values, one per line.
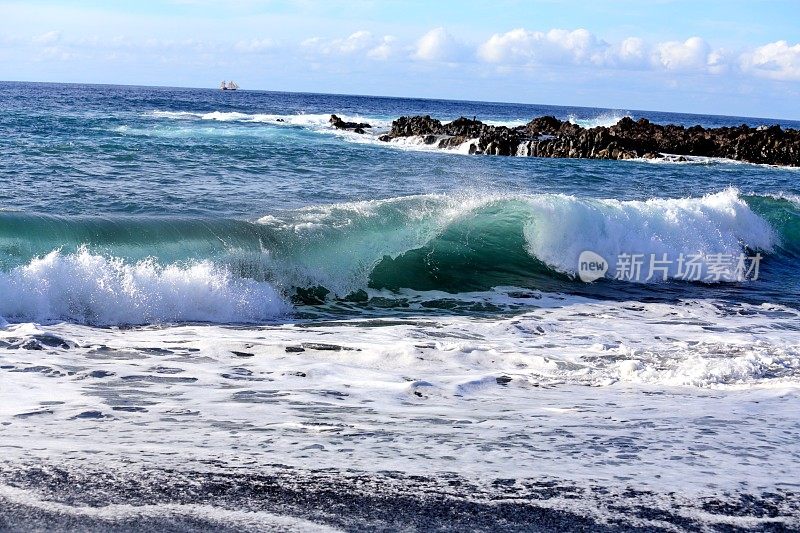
left=766, top=191, right=800, bottom=205
left=385, top=134, right=452, bottom=152
left=0, top=247, right=288, bottom=325
left=0, top=484, right=339, bottom=532
left=568, top=111, right=631, bottom=128
left=476, top=118, right=529, bottom=128
left=639, top=154, right=749, bottom=166
left=637, top=154, right=800, bottom=171
left=316, top=131, right=481, bottom=156
left=1, top=292, right=798, bottom=496
left=148, top=110, right=392, bottom=130
left=146, top=110, right=547, bottom=155
left=522, top=188, right=775, bottom=282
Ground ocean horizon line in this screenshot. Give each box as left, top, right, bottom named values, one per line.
left=2, top=78, right=798, bottom=124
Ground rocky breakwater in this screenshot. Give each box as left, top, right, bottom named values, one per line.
left=377, top=115, right=800, bottom=166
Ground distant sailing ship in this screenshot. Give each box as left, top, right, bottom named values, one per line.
left=219, top=80, right=239, bottom=91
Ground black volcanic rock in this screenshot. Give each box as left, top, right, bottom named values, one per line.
left=442, top=117, right=485, bottom=137
left=525, top=115, right=563, bottom=135
left=389, top=115, right=443, bottom=136
left=378, top=114, right=800, bottom=166
left=329, top=114, right=371, bottom=133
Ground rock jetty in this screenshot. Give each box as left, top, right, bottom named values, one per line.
left=374, top=115, right=800, bottom=166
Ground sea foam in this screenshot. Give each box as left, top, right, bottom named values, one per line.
left=567, top=111, right=631, bottom=128
left=0, top=247, right=287, bottom=325
left=522, top=188, right=776, bottom=281
left=149, top=110, right=392, bottom=129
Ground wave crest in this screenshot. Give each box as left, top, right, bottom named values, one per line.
left=523, top=188, right=776, bottom=282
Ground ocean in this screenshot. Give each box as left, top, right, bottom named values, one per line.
left=1, top=81, right=799, bottom=530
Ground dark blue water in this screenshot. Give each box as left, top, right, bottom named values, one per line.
left=1, top=81, right=799, bottom=324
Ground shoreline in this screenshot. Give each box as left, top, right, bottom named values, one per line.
left=2, top=462, right=798, bottom=531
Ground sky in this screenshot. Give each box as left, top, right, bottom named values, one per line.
left=1, top=0, right=799, bottom=119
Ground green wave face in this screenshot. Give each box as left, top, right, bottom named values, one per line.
left=0, top=213, right=270, bottom=269
left=368, top=200, right=567, bottom=292
left=745, top=195, right=800, bottom=256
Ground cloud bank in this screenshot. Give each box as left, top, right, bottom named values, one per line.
left=3, top=21, right=799, bottom=119
left=11, top=25, right=799, bottom=81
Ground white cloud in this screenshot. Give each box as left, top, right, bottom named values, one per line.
left=706, top=48, right=732, bottom=75
left=301, top=31, right=372, bottom=55
left=478, top=30, right=736, bottom=75
left=36, top=46, right=75, bottom=62
left=234, top=38, right=276, bottom=53
left=654, top=37, right=712, bottom=71
left=615, top=37, right=648, bottom=67
left=367, top=35, right=396, bottom=60
left=32, top=31, right=61, bottom=45
left=13, top=24, right=800, bottom=89
left=548, top=28, right=609, bottom=64
left=335, top=30, right=373, bottom=54
left=478, top=28, right=539, bottom=63
left=477, top=28, right=611, bottom=66
left=300, top=37, right=322, bottom=48
left=412, top=27, right=462, bottom=62
left=302, top=31, right=396, bottom=60
left=740, top=40, right=800, bottom=81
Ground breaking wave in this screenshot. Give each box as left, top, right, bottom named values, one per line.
left=0, top=189, right=796, bottom=324
left=0, top=248, right=287, bottom=325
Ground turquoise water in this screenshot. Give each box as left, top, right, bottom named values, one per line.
left=1, top=81, right=799, bottom=323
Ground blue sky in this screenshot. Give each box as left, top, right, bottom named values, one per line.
left=1, top=0, right=799, bottom=118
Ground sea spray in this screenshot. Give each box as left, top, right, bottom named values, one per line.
left=522, top=188, right=776, bottom=281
